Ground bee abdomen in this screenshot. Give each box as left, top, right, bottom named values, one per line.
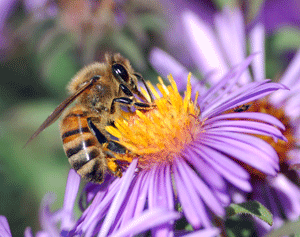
left=65, top=135, right=106, bottom=182
left=65, top=138, right=96, bottom=157
left=62, top=127, right=90, bottom=142
left=65, top=136, right=96, bottom=164
left=60, top=109, right=107, bottom=183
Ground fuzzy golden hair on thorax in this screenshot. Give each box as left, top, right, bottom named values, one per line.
left=67, top=53, right=136, bottom=95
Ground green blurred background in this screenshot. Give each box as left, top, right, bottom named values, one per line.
left=1, top=0, right=300, bottom=236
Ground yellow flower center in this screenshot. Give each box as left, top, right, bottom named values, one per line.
left=106, top=74, right=201, bottom=169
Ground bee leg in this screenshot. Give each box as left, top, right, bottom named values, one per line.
left=110, top=97, right=132, bottom=114
left=119, top=83, right=155, bottom=107
left=104, top=141, right=126, bottom=178
left=107, top=159, right=123, bottom=178
left=120, top=84, right=133, bottom=97
left=87, top=118, right=108, bottom=144
left=110, top=97, right=154, bottom=114
left=107, top=141, right=127, bottom=154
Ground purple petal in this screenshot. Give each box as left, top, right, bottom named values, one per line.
left=199, top=54, right=257, bottom=113
left=149, top=165, right=174, bottom=210
left=79, top=175, right=124, bottom=234
left=182, top=228, right=220, bottom=237
left=110, top=208, right=180, bottom=237
left=39, top=193, right=60, bottom=236
left=117, top=171, right=155, bottom=231
left=200, top=132, right=279, bottom=175
left=24, top=227, right=34, bottom=237
left=262, top=0, right=300, bottom=33
left=35, top=232, right=50, bottom=237
left=150, top=166, right=175, bottom=236
left=270, top=174, right=300, bottom=220
left=252, top=181, right=283, bottom=232
left=61, top=169, right=80, bottom=230
left=133, top=171, right=151, bottom=217
left=183, top=149, right=231, bottom=206
left=204, top=81, right=288, bottom=118
left=178, top=158, right=225, bottom=217
left=205, top=119, right=285, bottom=141
left=205, top=131, right=280, bottom=167
left=192, top=141, right=250, bottom=180
left=182, top=10, right=229, bottom=84
left=284, top=89, right=300, bottom=120
left=214, top=7, right=251, bottom=84
left=206, top=112, right=286, bottom=130
left=148, top=167, right=158, bottom=210
left=173, top=158, right=211, bottom=229
left=117, top=176, right=145, bottom=228
left=80, top=175, right=117, bottom=211
left=183, top=148, right=227, bottom=195
left=98, top=159, right=138, bottom=237
left=191, top=143, right=252, bottom=192
left=0, top=216, right=12, bottom=237
left=164, top=165, right=175, bottom=211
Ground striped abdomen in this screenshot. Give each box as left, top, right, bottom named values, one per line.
left=60, top=108, right=107, bottom=183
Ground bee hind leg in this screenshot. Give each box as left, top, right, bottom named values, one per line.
left=104, top=141, right=129, bottom=178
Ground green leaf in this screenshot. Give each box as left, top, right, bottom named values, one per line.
left=226, top=201, right=273, bottom=226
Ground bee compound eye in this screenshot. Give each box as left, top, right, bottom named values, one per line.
left=112, top=64, right=129, bottom=82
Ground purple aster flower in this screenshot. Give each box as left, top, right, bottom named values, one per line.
left=149, top=6, right=300, bottom=235
left=69, top=52, right=286, bottom=236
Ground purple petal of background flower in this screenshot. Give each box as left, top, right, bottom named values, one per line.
left=0, top=216, right=12, bottom=237
left=258, top=0, right=300, bottom=34
left=182, top=10, right=229, bottom=84
left=61, top=169, right=81, bottom=231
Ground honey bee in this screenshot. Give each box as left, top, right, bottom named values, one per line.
left=26, top=53, right=154, bottom=183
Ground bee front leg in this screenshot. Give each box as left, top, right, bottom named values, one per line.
left=110, top=97, right=155, bottom=114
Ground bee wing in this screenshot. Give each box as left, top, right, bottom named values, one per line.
left=24, top=77, right=99, bottom=147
